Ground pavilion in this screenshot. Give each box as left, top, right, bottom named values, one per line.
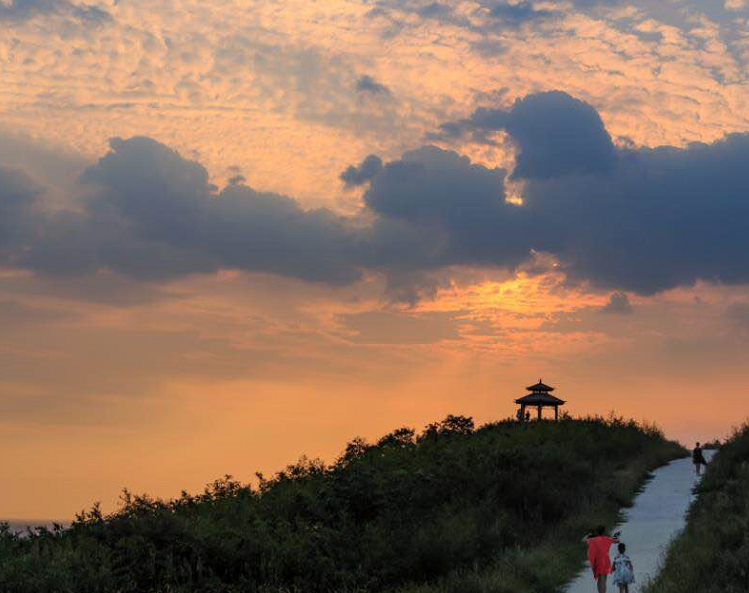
left=515, top=379, right=565, bottom=420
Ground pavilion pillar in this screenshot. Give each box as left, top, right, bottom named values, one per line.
left=554, top=405, right=558, bottom=421
left=537, top=405, right=542, bottom=420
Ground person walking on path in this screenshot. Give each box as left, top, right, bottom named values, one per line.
left=693, top=442, right=707, bottom=476
left=583, top=526, right=620, bottom=593
left=611, top=542, right=635, bottom=593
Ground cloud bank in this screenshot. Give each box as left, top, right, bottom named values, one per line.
left=431, top=91, right=617, bottom=180
left=0, top=0, right=110, bottom=23
left=2, top=91, right=749, bottom=299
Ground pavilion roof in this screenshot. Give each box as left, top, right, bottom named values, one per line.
left=526, top=380, right=554, bottom=392
left=515, top=392, right=565, bottom=406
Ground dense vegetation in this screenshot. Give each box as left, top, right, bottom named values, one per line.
left=643, top=426, right=749, bottom=593
left=0, top=415, right=683, bottom=593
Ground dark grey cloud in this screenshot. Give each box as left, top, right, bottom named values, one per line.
left=355, top=75, right=392, bottom=96
left=355, top=146, right=535, bottom=299
left=360, top=147, right=534, bottom=279
left=524, top=132, right=749, bottom=294
left=483, top=1, right=557, bottom=26
left=431, top=91, right=617, bottom=179
left=4, top=137, right=361, bottom=285
left=0, top=166, right=41, bottom=258
left=364, top=146, right=505, bottom=222
left=573, top=0, right=620, bottom=6
left=601, top=292, right=633, bottom=314
left=380, top=0, right=466, bottom=24
left=0, top=129, right=87, bottom=186
left=3, top=90, right=749, bottom=301
left=81, top=138, right=362, bottom=284
left=0, top=0, right=111, bottom=23
left=363, top=0, right=587, bottom=36
left=340, top=154, right=383, bottom=188
left=365, top=92, right=749, bottom=295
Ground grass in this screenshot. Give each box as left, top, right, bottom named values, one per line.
left=0, top=414, right=684, bottom=593
left=394, top=443, right=675, bottom=593
left=642, top=425, right=749, bottom=593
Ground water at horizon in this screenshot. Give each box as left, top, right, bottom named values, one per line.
left=3, top=520, right=70, bottom=535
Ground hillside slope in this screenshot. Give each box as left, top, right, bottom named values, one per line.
left=0, top=416, right=684, bottom=593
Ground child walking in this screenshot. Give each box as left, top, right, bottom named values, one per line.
left=612, top=542, right=635, bottom=593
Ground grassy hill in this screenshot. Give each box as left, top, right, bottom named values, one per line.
left=643, top=425, right=749, bottom=592
left=0, top=415, right=684, bottom=593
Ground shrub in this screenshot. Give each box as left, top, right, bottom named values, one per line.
left=0, top=415, right=683, bottom=593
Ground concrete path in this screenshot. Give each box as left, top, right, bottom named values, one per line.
left=563, top=450, right=714, bottom=593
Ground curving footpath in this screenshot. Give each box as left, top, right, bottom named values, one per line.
left=563, top=450, right=715, bottom=593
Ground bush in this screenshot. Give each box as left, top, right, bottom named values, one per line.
left=0, top=416, right=683, bottom=593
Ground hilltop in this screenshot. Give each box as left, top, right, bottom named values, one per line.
left=0, top=415, right=684, bottom=593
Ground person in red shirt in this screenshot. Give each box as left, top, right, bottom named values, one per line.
left=583, top=525, right=620, bottom=592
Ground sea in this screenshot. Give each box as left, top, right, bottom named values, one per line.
left=3, top=520, right=70, bottom=535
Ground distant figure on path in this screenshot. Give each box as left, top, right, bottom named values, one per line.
left=612, top=542, right=635, bottom=593
left=583, top=525, right=620, bottom=593
left=525, top=411, right=531, bottom=422
left=693, top=442, right=707, bottom=476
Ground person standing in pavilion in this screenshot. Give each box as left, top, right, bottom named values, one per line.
left=582, top=525, right=620, bottom=593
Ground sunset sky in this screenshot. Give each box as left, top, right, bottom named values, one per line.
left=2, top=0, right=749, bottom=521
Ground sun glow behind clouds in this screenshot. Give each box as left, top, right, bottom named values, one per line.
left=2, top=0, right=749, bottom=520
left=504, top=193, right=524, bottom=205
left=0, top=262, right=747, bottom=519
